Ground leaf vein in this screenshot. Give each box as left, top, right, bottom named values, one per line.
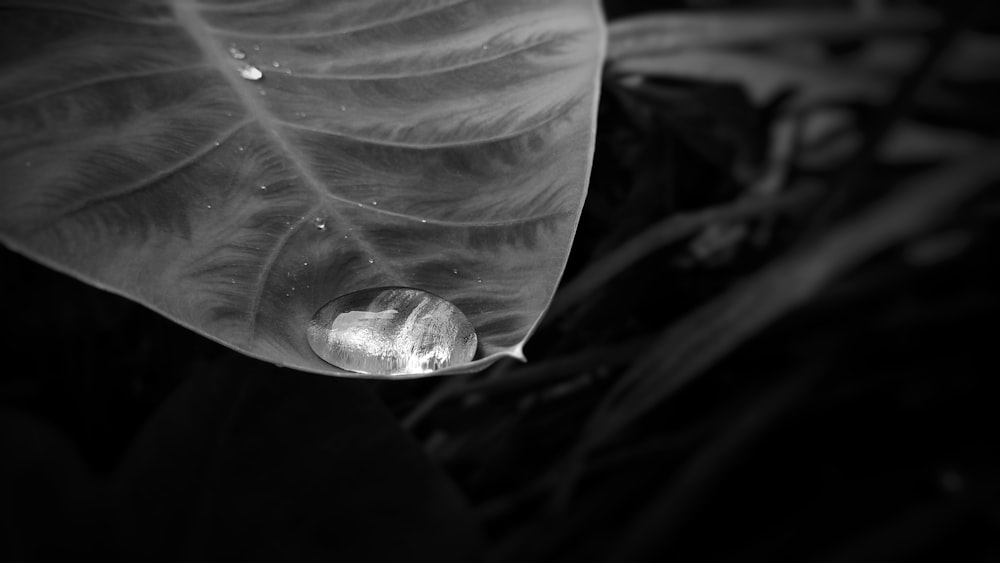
left=0, top=3, right=173, bottom=27
left=0, top=64, right=212, bottom=109
left=53, top=118, right=252, bottom=222
left=201, top=0, right=471, bottom=39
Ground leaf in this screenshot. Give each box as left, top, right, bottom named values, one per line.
left=110, top=354, right=485, bottom=562
left=605, top=10, right=937, bottom=108
left=0, top=0, right=606, bottom=377
left=0, top=409, right=101, bottom=560
left=606, top=9, right=936, bottom=61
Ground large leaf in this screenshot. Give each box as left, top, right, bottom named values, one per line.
left=0, top=0, right=605, bottom=377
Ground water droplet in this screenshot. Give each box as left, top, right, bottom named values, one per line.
left=252, top=44, right=261, bottom=51
left=237, top=145, right=245, bottom=152
left=482, top=44, right=489, bottom=50
left=228, top=46, right=246, bottom=60
left=451, top=269, right=459, bottom=275
left=206, top=204, right=212, bottom=209
left=420, top=219, right=427, bottom=224
left=357, top=203, right=363, bottom=207
left=339, top=105, right=347, bottom=112
left=259, top=184, right=268, bottom=191
left=313, top=217, right=326, bottom=230
left=368, top=258, right=375, bottom=264
left=295, top=111, right=307, bottom=118
left=271, top=61, right=281, bottom=68
left=213, top=141, right=220, bottom=147
left=307, top=287, right=478, bottom=376
left=303, top=261, right=309, bottom=267
left=371, top=201, right=378, bottom=206
left=237, top=63, right=263, bottom=80
left=476, top=277, right=483, bottom=283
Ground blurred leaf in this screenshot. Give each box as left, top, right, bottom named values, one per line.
left=607, top=9, right=936, bottom=61
left=568, top=145, right=1000, bottom=480
left=110, top=355, right=484, bottom=562
left=0, top=409, right=101, bottom=560
left=0, top=0, right=606, bottom=377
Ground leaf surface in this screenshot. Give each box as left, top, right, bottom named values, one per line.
left=0, top=0, right=605, bottom=376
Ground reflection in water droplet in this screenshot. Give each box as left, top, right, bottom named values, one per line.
left=313, top=217, right=326, bottom=231
left=237, top=63, right=263, bottom=80
left=228, top=46, right=246, bottom=60
left=307, top=287, right=477, bottom=376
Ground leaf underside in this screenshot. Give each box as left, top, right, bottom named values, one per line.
left=0, top=0, right=606, bottom=377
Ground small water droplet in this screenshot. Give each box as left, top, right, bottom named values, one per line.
left=259, top=184, right=268, bottom=191
left=228, top=46, right=246, bottom=60
left=451, top=268, right=459, bottom=275
left=476, top=277, right=482, bottom=283
left=252, top=44, right=261, bottom=51
left=371, top=201, right=378, bottom=206
left=272, top=61, right=281, bottom=68
left=482, top=44, right=489, bottom=50
left=258, top=88, right=267, bottom=96
left=237, top=145, right=245, bottom=152
left=368, top=258, right=375, bottom=264
left=420, top=219, right=427, bottom=223
left=213, top=141, right=220, bottom=147
left=237, top=63, right=263, bottom=81
left=307, top=287, right=478, bottom=376
left=313, top=217, right=326, bottom=230
left=295, top=111, right=307, bottom=117
left=343, top=235, right=349, bottom=239
left=357, top=203, right=363, bottom=207
left=206, top=204, right=213, bottom=209
left=339, top=105, right=347, bottom=112
left=303, top=261, right=309, bottom=267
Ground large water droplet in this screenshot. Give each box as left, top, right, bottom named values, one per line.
left=307, top=287, right=477, bottom=376
left=238, top=63, right=262, bottom=80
